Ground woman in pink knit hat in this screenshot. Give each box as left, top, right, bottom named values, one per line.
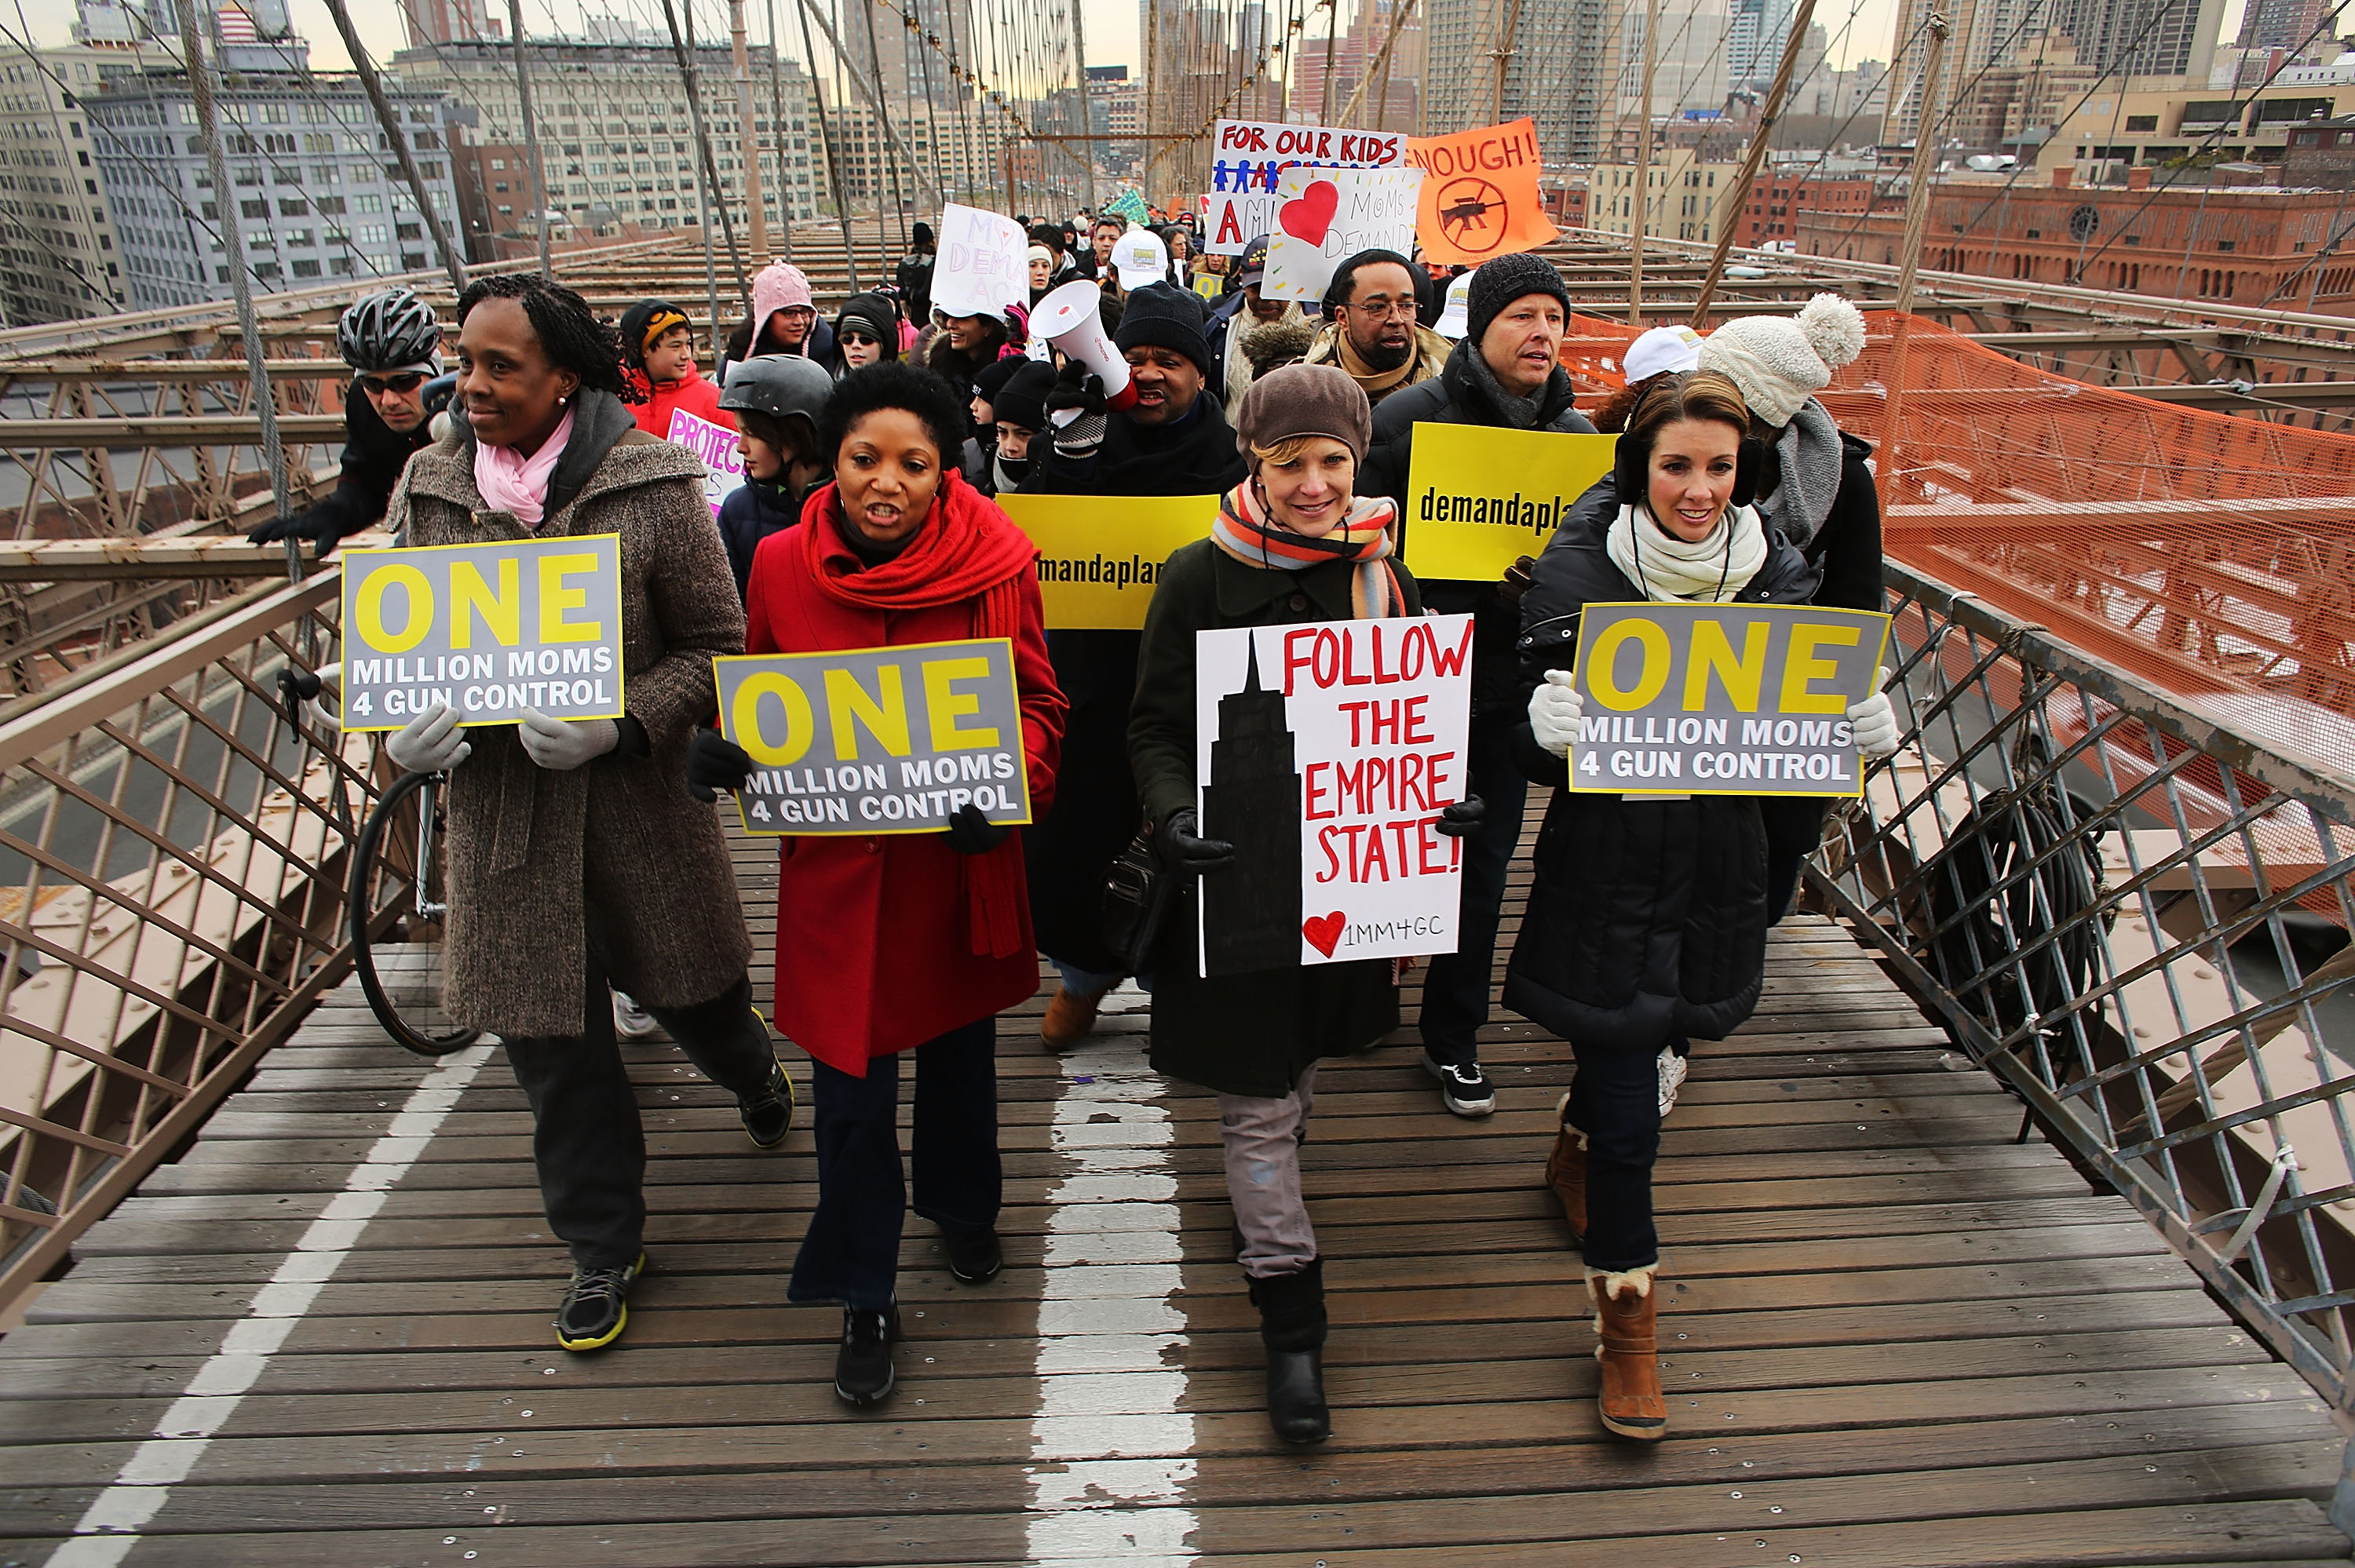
left=726, top=260, right=835, bottom=365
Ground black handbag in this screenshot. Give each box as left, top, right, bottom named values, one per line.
left=1101, top=826, right=1175, bottom=974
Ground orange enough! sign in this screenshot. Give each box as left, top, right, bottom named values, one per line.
left=1403, top=118, right=1561, bottom=264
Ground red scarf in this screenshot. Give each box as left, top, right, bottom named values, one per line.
left=798, top=469, right=1039, bottom=960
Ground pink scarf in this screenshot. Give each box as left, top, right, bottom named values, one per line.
left=473, top=405, right=575, bottom=527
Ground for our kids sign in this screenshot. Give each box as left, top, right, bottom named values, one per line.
left=666, top=407, right=744, bottom=518
left=1193, top=614, right=1473, bottom=976
left=1567, top=603, right=1891, bottom=796
left=714, top=639, right=1032, bottom=836
left=1207, top=117, right=1408, bottom=254
left=338, top=534, right=625, bottom=731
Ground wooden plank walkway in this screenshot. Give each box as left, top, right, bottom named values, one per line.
left=0, top=808, right=2346, bottom=1566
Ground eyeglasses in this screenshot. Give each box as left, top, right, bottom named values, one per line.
left=360, top=370, right=428, bottom=396
left=1343, top=297, right=1418, bottom=319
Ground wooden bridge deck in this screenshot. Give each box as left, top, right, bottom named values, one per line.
left=0, top=815, right=2347, bottom=1566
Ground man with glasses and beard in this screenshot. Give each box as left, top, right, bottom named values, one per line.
left=249, top=287, right=452, bottom=554
left=1302, top=250, right=1453, bottom=410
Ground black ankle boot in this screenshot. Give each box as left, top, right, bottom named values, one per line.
left=1248, top=1259, right=1330, bottom=1444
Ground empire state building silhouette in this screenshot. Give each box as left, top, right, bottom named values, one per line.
left=1202, top=636, right=1303, bottom=977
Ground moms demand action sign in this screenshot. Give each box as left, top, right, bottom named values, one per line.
left=339, top=534, right=625, bottom=731
left=1568, top=603, right=1890, bottom=797
left=1194, top=614, right=1473, bottom=977
left=714, top=639, right=1032, bottom=836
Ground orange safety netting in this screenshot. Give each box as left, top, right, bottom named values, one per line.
left=1559, top=310, right=2355, bottom=786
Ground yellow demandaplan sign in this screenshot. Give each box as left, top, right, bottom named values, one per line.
left=997, top=491, right=1221, bottom=630
left=1399, top=422, right=1616, bottom=581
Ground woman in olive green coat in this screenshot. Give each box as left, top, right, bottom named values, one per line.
left=1128, top=363, right=1481, bottom=1446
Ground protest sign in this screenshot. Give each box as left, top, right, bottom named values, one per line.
left=1206, top=117, right=1408, bottom=253
left=1567, top=603, right=1892, bottom=797
left=1193, top=614, right=1473, bottom=976
left=1404, top=118, right=1560, bottom=264
left=340, top=534, right=625, bottom=731
left=998, top=492, right=1218, bottom=630
left=1399, top=424, right=1617, bottom=579
left=666, top=407, right=743, bottom=519
left=932, top=202, right=1028, bottom=319
left=1261, top=166, right=1424, bottom=303
left=1104, top=188, right=1152, bottom=228
left=714, top=639, right=1032, bottom=836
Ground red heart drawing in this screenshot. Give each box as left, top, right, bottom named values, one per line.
left=1302, top=910, right=1346, bottom=957
left=1279, top=180, right=1339, bottom=246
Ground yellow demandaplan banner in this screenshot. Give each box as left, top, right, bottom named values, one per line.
left=1398, top=423, right=1616, bottom=581
left=998, top=492, right=1221, bottom=630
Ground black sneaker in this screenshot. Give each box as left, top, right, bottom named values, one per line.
left=942, top=1226, right=1003, bottom=1284
left=1422, top=1051, right=1496, bottom=1118
left=738, top=1059, right=794, bottom=1148
left=554, top=1253, right=644, bottom=1352
left=835, top=1304, right=901, bottom=1406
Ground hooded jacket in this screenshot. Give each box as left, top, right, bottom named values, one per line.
left=626, top=365, right=732, bottom=442
left=1502, top=478, right=1820, bottom=1052
left=1301, top=319, right=1455, bottom=406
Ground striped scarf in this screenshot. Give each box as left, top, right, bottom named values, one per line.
left=1212, top=479, right=1403, bottom=619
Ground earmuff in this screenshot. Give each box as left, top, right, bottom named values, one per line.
left=1610, top=425, right=1765, bottom=510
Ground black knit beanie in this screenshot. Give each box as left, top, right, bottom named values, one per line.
left=994, top=360, right=1057, bottom=431
left=973, top=356, right=1024, bottom=405
left=1113, top=283, right=1211, bottom=377
left=1466, top=253, right=1569, bottom=345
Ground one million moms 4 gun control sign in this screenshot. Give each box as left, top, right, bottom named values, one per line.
left=339, top=534, right=625, bottom=730
left=1194, top=614, right=1473, bottom=977
left=1568, top=603, right=1891, bottom=795
left=714, top=640, right=1032, bottom=835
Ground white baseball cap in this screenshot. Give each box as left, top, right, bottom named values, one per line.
left=1436, top=272, right=1474, bottom=339
left=1623, top=324, right=1703, bottom=382
left=1113, top=229, right=1170, bottom=290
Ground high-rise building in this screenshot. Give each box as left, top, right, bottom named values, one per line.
left=1289, top=0, right=1421, bottom=128
left=1422, top=0, right=1616, bottom=162
left=2238, top=0, right=2333, bottom=50
left=1611, top=0, right=1732, bottom=153
left=400, top=0, right=498, bottom=49
left=83, top=35, right=463, bottom=308
left=390, top=35, right=827, bottom=251
left=1883, top=0, right=2224, bottom=147
left=1725, top=0, right=1796, bottom=92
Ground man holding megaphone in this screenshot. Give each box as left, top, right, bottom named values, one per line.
left=1018, top=282, right=1251, bottom=1051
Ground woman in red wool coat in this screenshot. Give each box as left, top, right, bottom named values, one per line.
left=687, top=360, right=1064, bottom=1410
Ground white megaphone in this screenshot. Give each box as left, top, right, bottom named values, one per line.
left=1031, top=279, right=1138, bottom=415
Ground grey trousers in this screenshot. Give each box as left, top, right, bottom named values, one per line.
left=1219, top=1063, right=1319, bottom=1280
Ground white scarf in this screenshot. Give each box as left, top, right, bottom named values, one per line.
left=1605, top=500, right=1768, bottom=603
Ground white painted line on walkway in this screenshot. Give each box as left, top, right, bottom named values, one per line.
left=1024, top=983, right=1201, bottom=1566
left=45, top=1043, right=495, bottom=1568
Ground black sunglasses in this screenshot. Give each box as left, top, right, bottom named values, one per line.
left=360, top=370, right=428, bottom=396
left=840, top=330, right=881, bottom=347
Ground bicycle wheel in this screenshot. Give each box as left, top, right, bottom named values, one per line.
left=349, top=768, right=482, bottom=1057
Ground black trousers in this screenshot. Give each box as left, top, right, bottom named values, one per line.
left=1419, top=710, right=1528, bottom=1065
left=504, top=959, right=776, bottom=1271
left=787, top=1018, right=1001, bottom=1311
left=1567, top=1037, right=1672, bottom=1273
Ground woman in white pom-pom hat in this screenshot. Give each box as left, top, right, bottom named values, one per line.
left=1696, top=293, right=1893, bottom=922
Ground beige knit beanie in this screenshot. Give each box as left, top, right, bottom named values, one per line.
left=1695, top=294, right=1867, bottom=428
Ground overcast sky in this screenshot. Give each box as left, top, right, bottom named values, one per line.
left=21, top=0, right=2255, bottom=99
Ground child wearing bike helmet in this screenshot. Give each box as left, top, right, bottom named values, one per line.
left=715, top=354, right=834, bottom=600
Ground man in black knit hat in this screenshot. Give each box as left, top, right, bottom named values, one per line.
left=1020, top=283, right=1251, bottom=1051
left=1359, top=252, right=1597, bottom=1118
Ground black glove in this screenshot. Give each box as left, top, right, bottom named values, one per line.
left=944, top=802, right=1012, bottom=855
left=685, top=726, right=754, bottom=803
left=1436, top=793, right=1484, bottom=838
left=1156, top=808, right=1234, bottom=875
left=246, top=507, right=335, bottom=550
left=1044, top=363, right=1109, bottom=461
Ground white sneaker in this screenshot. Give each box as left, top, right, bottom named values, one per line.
left=612, top=990, right=660, bottom=1040
left=1657, top=1045, right=1689, bottom=1117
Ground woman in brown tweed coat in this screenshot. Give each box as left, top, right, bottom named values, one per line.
left=380, top=273, right=793, bottom=1355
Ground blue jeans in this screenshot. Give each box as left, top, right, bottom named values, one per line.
left=788, top=1017, right=1001, bottom=1310
left=1567, top=1037, right=1671, bottom=1273
left=1420, top=710, right=1528, bottom=1065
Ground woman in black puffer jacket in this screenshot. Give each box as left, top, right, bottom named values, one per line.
left=1506, top=370, right=1831, bottom=1449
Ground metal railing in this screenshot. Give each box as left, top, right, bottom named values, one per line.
left=1812, top=558, right=2355, bottom=1424
left=0, top=568, right=376, bottom=1314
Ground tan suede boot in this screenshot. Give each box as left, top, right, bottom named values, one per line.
left=1544, top=1091, right=1588, bottom=1243
left=1039, top=983, right=1110, bottom=1051
left=1586, top=1264, right=1667, bottom=1441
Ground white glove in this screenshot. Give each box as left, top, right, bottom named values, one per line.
left=517, top=707, right=619, bottom=771
left=1528, top=668, right=1585, bottom=758
left=385, top=702, right=471, bottom=774
left=1849, top=666, right=1900, bottom=761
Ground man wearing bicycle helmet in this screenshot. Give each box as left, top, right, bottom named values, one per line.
left=250, top=286, right=453, bottom=552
